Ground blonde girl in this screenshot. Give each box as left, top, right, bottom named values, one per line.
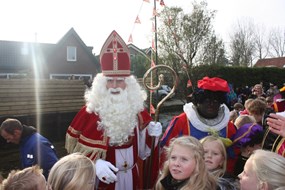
left=239, top=149, right=285, bottom=190
left=156, top=136, right=216, bottom=190
left=200, top=136, right=240, bottom=190
left=47, top=153, right=95, bottom=190
left=200, top=136, right=227, bottom=178
left=1, top=166, right=47, bottom=190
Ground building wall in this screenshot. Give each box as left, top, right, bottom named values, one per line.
left=46, top=36, right=98, bottom=79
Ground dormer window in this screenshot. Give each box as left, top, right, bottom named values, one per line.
left=67, top=46, right=77, bottom=61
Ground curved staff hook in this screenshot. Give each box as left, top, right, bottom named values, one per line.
left=142, top=65, right=178, bottom=189
left=143, top=65, right=178, bottom=122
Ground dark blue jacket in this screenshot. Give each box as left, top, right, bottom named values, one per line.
left=20, top=125, right=58, bottom=178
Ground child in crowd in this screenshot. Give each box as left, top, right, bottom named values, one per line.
left=200, top=136, right=239, bottom=190
left=230, top=110, right=239, bottom=124
left=156, top=136, right=216, bottom=190
left=230, top=102, right=245, bottom=123
left=47, top=152, right=95, bottom=190
left=239, top=98, right=254, bottom=115
left=265, top=96, right=274, bottom=109
left=239, top=149, right=285, bottom=190
left=200, top=136, right=227, bottom=178
left=247, top=99, right=267, bottom=127
left=1, top=165, right=47, bottom=190
left=233, top=103, right=244, bottom=114
left=232, top=123, right=264, bottom=177
left=234, top=115, right=256, bottom=129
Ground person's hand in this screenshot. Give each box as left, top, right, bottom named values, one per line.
left=148, top=121, right=162, bottom=137
left=267, top=113, right=285, bottom=138
left=95, top=159, right=118, bottom=184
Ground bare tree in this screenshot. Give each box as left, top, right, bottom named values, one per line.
left=229, top=19, right=255, bottom=67
left=157, top=0, right=215, bottom=71
left=253, top=24, right=270, bottom=60
left=197, top=34, right=228, bottom=65
left=269, top=27, right=285, bottom=57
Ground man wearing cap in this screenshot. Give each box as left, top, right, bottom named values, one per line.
left=65, top=30, right=162, bottom=190
left=160, top=76, right=237, bottom=173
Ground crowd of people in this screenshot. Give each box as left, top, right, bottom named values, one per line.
left=1, top=30, right=285, bottom=190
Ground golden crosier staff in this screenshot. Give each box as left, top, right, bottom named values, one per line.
left=143, top=64, right=178, bottom=188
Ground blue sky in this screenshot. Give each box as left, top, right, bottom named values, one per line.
left=1, top=0, right=284, bottom=54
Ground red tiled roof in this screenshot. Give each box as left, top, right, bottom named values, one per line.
left=254, top=57, right=285, bottom=68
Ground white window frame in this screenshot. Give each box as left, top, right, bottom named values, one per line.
left=49, top=74, right=92, bottom=80
left=67, top=46, right=77, bottom=61
left=0, top=73, right=27, bottom=79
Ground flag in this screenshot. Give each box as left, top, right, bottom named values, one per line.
left=128, top=34, right=133, bottom=43
left=187, top=80, right=192, bottom=88
left=152, top=39, right=156, bottom=51
left=150, top=104, right=155, bottom=115
left=151, top=59, right=156, bottom=67
left=135, top=16, right=141, bottom=24
left=152, top=8, right=157, bottom=16
left=152, top=22, right=156, bottom=32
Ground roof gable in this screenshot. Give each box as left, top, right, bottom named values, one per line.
left=0, top=28, right=100, bottom=74
left=54, top=28, right=99, bottom=67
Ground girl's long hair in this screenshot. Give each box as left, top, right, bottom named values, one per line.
left=156, top=136, right=217, bottom=190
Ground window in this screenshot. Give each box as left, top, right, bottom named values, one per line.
left=67, top=46, right=77, bottom=61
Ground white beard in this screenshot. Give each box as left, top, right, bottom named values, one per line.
left=84, top=74, right=147, bottom=146
left=98, top=88, right=137, bottom=146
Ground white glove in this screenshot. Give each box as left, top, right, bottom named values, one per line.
left=95, top=159, right=118, bottom=184
left=148, top=121, right=162, bottom=137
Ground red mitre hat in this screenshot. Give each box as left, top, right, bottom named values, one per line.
left=100, top=30, right=130, bottom=77
left=198, top=76, right=230, bottom=92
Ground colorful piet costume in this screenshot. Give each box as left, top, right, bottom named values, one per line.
left=272, top=87, right=285, bottom=112
left=65, top=31, right=159, bottom=190
left=262, top=127, right=285, bottom=157
left=263, top=87, right=285, bottom=157
left=160, top=77, right=237, bottom=173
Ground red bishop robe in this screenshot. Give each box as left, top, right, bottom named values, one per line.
left=65, top=106, right=157, bottom=190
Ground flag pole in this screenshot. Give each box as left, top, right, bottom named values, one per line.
left=154, top=0, right=158, bottom=65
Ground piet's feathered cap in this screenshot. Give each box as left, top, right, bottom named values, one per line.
left=99, top=30, right=130, bottom=77
left=197, top=76, right=230, bottom=92
left=280, top=86, right=285, bottom=93
left=192, top=76, right=230, bottom=105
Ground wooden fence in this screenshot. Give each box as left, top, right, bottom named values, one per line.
left=0, top=79, right=86, bottom=117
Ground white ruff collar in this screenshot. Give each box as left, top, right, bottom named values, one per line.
left=183, top=102, right=230, bottom=132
